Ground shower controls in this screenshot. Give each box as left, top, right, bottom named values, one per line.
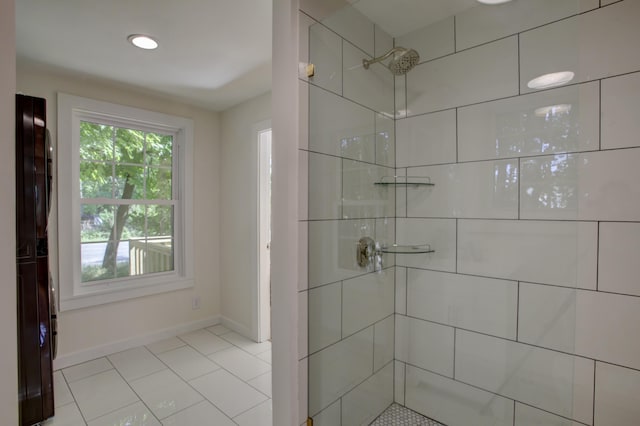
left=357, top=237, right=377, bottom=268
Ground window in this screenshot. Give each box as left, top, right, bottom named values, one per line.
left=57, top=94, right=194, bottom=310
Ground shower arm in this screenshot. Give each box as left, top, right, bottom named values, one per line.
left=362, top=47, right=406, bottom=69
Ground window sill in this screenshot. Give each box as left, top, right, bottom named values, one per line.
left=59, top=277, right=194, bottom=311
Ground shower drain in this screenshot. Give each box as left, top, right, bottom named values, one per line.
left=369, top=403, right=444, bottom=426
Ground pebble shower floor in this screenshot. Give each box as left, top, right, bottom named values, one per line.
left=369, top=404, right=444, bottom=426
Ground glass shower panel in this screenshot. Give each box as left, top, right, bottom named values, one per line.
left=305, top=2, right=397, bottom=424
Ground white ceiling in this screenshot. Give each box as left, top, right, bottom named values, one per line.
left=16, top=0, right=273, bottom=111
left=16, top=0, right=480, bottom=111
left=349, top=0, right=478, bottom=38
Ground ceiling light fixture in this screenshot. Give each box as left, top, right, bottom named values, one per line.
left=477, top=0, right=513, bottom=4
left=127, top=34, right=158, bottom=50
left=527, top=71, right=575, bottom=90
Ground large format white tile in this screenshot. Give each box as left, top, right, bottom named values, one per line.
left=308, top=219, right=376, bottom=288
left=405, top=365, right=514, bottom=426
left=207, top=324, right=232, bottom=336
left=62, top=358, right=112, bottom=383
left=602, top=71, right=640, bottom=150
left=309, top=22, right=343, bottom=95
left=515, top=402, right=584, bottom=426
left=408, top=160, right=519, bottom=219
left=455, top=330, right=594, bottom=424
left=407, top=269, right=517, bottom=339
left=519, top=283, right=640, bottom=371
left=308, top=327, right=374, bottom=416
left=396, top=109, right=456, bottom=168
left=395, top=267, right=407, bottom=315
left=321, top=4, right=374, bottom=56
left=42, top=402, right=86, bottom=426
left=342, top=269, right=394, bottom=336
left=456, top=0, right=597, bottom=51
left=219, top=331, right=271, bottom=355
left=234, top=399, right=273, bottom=426
left=396, top=17, right=454, bottom=64
left=374, top=25, right=393, bottom=59
left=108, top=346, right=165, bottom=382
left=178, top=329, right=232, bottom=355
left=395, top=315, right=454, bottom=377
left=208, top=346, right=271, bottom=382
left=190, top=369, right=269, bottom=418
left=299, top=80, right=309, bottom=150
left=374, top=315, right=394, bottom=372
left=146, top=337, right=185, bottom=355
left=298, top=11, right=314, bottom=73
left=88, top=402, right=160, bottom=426
left=343, top=41, right=394, bottom=116
left=375, top=113, right=394, bottom=168
left=342, top=160, right=395, bottom=220
left=308, top=152, right=342, bottom=220
left=309, top=85, right=375, bottom=162
left=312, top=399, right=340, bottom=426
left=458, top=82, right=600, bottom=162
left=161, top=401, right=235, bottom=426
left=394, top=361, right=405, bottom=405
left=407, top=36, right=518, bottom=116
left=395, top=73, right=407, bottom=119
left=395, top=218, right=456, bottom=272
left=342, top=363, right=393, bottom=426
left=248, top=371, right=272, bottom=397
left=308, top=281, right=342, bottom=353
left=520, top=149, right=640, bottom=221
left=156, top=346, right=220, bottom=381
left=69, top=370, right=139, bottom=421
left=130, top=369, right=202, bottom=420
left=53, top=371, right=74, bottom=408
left=520, top=1, right=640, bottom=93
left=598, top=222, right=640, bottom=297
left=594, top=362, right=640, bottom=426
left=458, top=220, right=597, bottom=289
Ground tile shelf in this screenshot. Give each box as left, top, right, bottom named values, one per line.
left=374, top=175, right=434, bottom=186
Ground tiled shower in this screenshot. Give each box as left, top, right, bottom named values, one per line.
left=298, top=0, right=640, bottom=425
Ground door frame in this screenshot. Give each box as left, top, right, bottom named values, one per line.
left=255, top=119, right=272, bottom=342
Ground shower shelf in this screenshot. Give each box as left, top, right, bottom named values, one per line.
left=380, top=244, right=434, bottom=254
left=374, top=175, right=434, bottom=186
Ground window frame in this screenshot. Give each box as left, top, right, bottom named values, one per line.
left=57, top=93, right=194, bottom=311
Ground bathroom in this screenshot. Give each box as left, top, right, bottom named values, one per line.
left=3, top=0, right=640, bottom=425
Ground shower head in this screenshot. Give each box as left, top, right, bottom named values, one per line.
left=362, top=47, right=420, bottom=75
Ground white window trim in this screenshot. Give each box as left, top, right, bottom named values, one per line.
left=57, top=93, right=194, bottom=311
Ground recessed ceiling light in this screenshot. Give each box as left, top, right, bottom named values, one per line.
left=477, top=0, right=513, bottom=4
left=527, top=71, right=575, bottom=90
left=127, top=34, right=158, bottom=50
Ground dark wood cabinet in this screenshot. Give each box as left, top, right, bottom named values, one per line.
left=16, top=94, right=55, bottom=426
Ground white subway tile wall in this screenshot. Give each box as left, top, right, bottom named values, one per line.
left=301, top=1, right=640, bottom=425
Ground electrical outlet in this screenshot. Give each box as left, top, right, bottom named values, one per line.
left=192, top=296, right=201, bottom=310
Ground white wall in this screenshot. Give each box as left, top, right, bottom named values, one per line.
left=394, top=2, right=640, bottom=426
left=220, top=91, right=271, bottom=337
left=0, top=0, right=18, bottom=422
left=16, top=61, right=222, bottom=363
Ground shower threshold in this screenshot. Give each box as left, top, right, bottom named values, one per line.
left=369, top=403, right=444, bottom=426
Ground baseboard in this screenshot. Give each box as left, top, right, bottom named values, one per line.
left=220, top=315, right=255, bottom=340
left=53, top=315, right=220, bottom=370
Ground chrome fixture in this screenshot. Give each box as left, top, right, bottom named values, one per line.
left=362, top=47, right=420, bottom=75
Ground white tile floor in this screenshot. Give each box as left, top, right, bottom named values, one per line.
left=43, top=325, right=272, bottom=426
